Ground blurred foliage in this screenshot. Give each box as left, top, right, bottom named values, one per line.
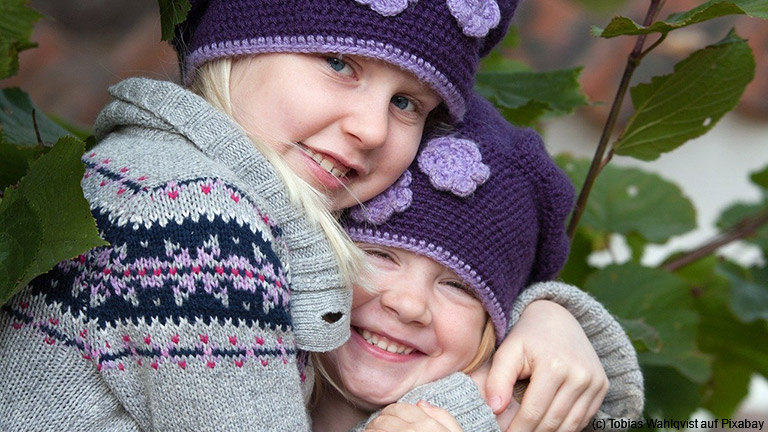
left=0, top=3, right=106, bottom=306
left=505, top=0, right=768, bottom=422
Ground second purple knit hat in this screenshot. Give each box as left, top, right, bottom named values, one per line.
left=172, top=0, right=520, bottom=121
left=343, top=93, right=574, bottom=344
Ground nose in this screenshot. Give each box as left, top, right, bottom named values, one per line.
left=379, top=282, right=432, bottom=326
left=341, top=93, right=390, bottom=151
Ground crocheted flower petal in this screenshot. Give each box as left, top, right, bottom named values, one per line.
left=446, top=0, right=501, bottom=37
left=354, top=0, right=416, bottom=16
left=471, top=162, right=491, bottom=184
left=418, top=137, right=490, bottom=197
left=349, top=171, right=413, bottom=224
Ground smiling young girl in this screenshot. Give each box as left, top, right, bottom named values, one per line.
left=311, top=93, right=644, bottom=432
left=1, top=1, right=637, bottom=431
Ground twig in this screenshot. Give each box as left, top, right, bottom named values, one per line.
left=639, top=32, right=668, bottom=60
left=31, top=109, right=44, bottom=148
left=567, top=0, right=664, bottom=239
left=661, top=208, right=768, bottom=272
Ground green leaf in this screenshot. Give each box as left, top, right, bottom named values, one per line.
left=585, top=263, right=711, bottom=383
left=556, top=155, right=697, bottom=243
left=678, top=257, right=768, bottom=414
left=642, top=366, right=703, bottom=420
left=0, top=136, right=107, bottom=306
left=703, top=359, right=752, bottom=417
left=613, top=30, right=755, bottom=161
left=719, top=261, right=768, bottom=323
left=717, top=202, right=768, bottom=251
left=158, top=0, right=192, bottom=41
left=617, top=317, right=661, bottom=353
left=0, top=0, right=42, bottom=79
left=0, top=87, right=72, bottom=146
left=475, top=68, right=588, bottom=127
left=559, top=227, right=596, bottom=286
left=625, top=231, right=647, bottom=263
left=479, top=27, right=526, bottom=73
left=592, top=0, right=768, bottom=38
left=0, top=195, right=42, bottom=303
left=0, top=135, right=45, bottom=190
left=750, top=164, right=768, bottom=191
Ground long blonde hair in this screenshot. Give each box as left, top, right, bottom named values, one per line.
left=188, top=58, right=368, bottom=290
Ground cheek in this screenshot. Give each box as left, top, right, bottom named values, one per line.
left=354, top=132, right=421, bottom=202
left=351, top=284, right=376, bottom=309
left=436, top=307, right=487, bottom=365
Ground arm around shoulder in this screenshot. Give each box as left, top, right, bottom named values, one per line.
left=510, top=281, right=645, bottom=422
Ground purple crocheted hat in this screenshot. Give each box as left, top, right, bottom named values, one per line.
left=343, top=93, right=574, bottom=344
left=172, top=0, right=520, bottom=121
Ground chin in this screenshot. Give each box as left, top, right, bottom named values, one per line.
left=342, top=379, right=406, bottom=411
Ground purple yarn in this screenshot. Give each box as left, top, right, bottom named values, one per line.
left=345, top=227, right=507, bottom=341
left=349, top=171, right=413, bottom=224
left=172, top=0, right=522, bottom=122
left=447, top=0, right=501, bottom=37
left=186, top=36, right=463, bottom=121
left=354, top=0, right=418, bottom=16
left=343, top=93, right=575, bottom=345
left=418, top=136, right=490, bottom=197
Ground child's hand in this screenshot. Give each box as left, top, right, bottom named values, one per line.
left=469, top=362, right=520, bottom=430
left=364, top=401, right=463, bottom=432
left=481, top=300, right=609, bottom=432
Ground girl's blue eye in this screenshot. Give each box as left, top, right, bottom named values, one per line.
left=326, top=56, right=353, bottom=75
left=391, top=95, right=416, bottom=112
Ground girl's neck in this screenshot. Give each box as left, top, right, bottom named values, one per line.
left=311, top=387, right=370, bottom=432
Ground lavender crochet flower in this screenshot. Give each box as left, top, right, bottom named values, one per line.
left=418, top=136, right=490, bottom=197
left=354, top=0, right=499, bottom=37
left=349, top=171, right=413, bottom=224
left=446, top=0, right=501, bottom=37
left=354, top=0, right=418, bottom=16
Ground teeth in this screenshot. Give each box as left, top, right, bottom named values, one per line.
left=320, top=159, right=334, bottom=171
left=359, top=328, right=415, bottom=355
left=301, top=144, right=350, bottom=179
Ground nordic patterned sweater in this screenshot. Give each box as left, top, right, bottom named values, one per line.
left=0, top=78, right=643, bottom=432
left=0, top=77, right=352, bottom=431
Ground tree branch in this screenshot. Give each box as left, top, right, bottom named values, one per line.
left=567, top=0, right=664, bottom=240
left=661, top=208, right=768, bottom=272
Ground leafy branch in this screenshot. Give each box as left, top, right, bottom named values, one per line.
left=567, top=0, right=664, bottom=239
left=662, top=207, right=768, bottom=272
left=554, top=0, right=768, bottom=419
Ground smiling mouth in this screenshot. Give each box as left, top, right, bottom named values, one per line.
left=356, top=327, right=416, bottom=355
left=297, top=143, right=353, bottom=179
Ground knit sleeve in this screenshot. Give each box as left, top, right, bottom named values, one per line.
left=1, top=175, right=314, bottom=431
left=509, top=281, right=645, bottom=423
left=351, top=373, right=500, bottom=432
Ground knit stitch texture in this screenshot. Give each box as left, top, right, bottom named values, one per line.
left=0, top=77, right=349, bottom=431
left=173, top=0, right=522, bottom=121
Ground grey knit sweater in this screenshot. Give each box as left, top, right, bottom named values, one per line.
left=0, top=78, right=643, bottom=432
left=0, top=78, right=349, bottom=431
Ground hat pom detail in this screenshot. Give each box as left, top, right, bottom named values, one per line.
left=447, top=0, right=501, bottom=37
left=350, top=170, right=413, bottom=224
left=354, top=0, right=418, bottom=16
left=418, top=136, right=490, bottom=197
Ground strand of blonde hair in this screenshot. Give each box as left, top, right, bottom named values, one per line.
left=189, top=58, right=369, bottom=291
